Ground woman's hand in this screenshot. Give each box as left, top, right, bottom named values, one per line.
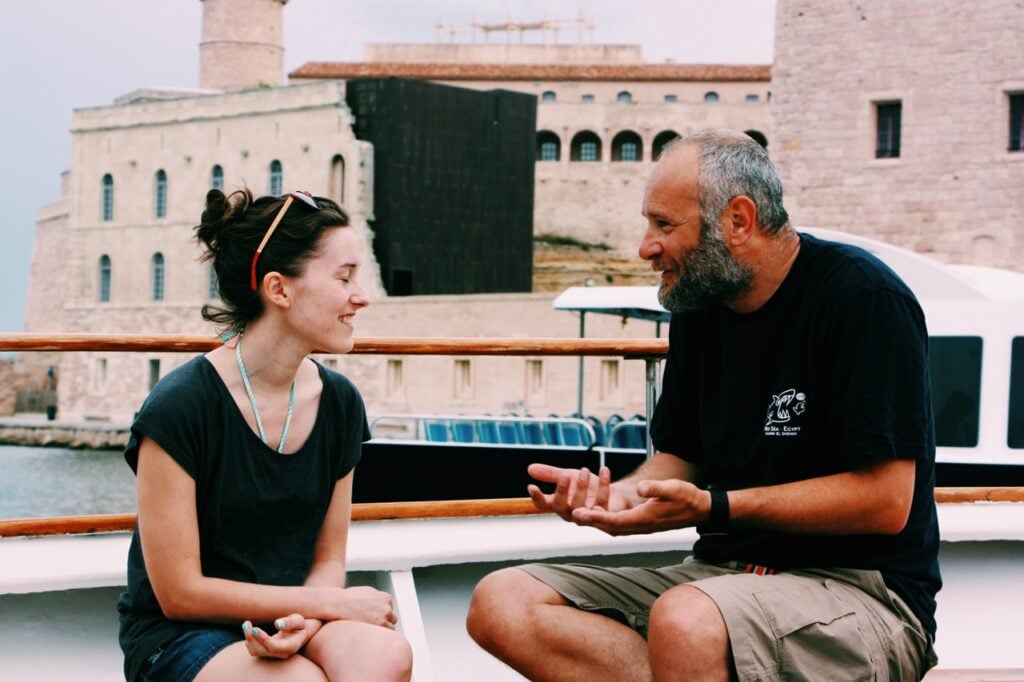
left=242, top=614, right=310, bottom=659
left=326, top=586, right=398, bottom=629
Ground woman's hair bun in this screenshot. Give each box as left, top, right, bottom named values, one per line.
left=195, top=188, right=253, bottom=256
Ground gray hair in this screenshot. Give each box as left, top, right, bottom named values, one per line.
left=669, top=129, right=790, bottom=235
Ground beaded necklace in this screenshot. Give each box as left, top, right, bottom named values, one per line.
left=234, top=335, right=296, bottom=453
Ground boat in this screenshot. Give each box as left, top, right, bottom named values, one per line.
left=2, top=228, right=1024, bottom=680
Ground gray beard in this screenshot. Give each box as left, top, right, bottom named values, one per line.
left=658, top=225, right=753, bottom=313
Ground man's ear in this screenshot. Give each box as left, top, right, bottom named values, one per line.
left=724, top=195, right=757, bottom=246
left=262, top=272, right=291, bottom=309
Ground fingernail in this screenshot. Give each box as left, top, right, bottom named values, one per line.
left=275, top=618, right=286, bottom=629
left=253, top=627, right=261, bottom=637
left=242, top=622, right=250, bottom=633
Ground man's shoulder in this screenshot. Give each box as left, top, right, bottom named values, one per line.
left=798, top=233, right=918, bottom=303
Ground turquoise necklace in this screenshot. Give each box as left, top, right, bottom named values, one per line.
left=235, top=335, right=296, bottom=453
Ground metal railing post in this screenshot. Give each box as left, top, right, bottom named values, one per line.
left=644, top=357, right=658, bottom=459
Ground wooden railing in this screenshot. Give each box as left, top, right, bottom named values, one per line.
left=2, top=333, right=1023, bottom=539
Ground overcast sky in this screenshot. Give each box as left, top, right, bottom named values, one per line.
left=0, top=0, right=776, bottom=333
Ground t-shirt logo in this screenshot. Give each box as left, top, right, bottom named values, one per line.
left=764, top=388, right=806, bottom=437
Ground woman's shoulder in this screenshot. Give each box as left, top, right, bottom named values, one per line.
left=312, top=360, right=366, bottom=413
left=139, top=356, right=220, bottom=416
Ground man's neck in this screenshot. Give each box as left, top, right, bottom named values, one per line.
left=726, top=229, right=802, bottom=313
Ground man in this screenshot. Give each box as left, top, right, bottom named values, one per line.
left=466, top=129, right=940, bottom=681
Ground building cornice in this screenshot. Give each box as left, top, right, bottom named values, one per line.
left=290, top=62, right=771, bottom=83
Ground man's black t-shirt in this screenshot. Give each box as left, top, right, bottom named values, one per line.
left=117, top=356, right=370, bottom=682
left=650, top=232, right=941, bottom=636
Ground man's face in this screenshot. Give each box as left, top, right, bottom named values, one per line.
left=638, top=146, right=752, bottom=313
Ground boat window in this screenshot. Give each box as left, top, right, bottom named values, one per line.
left=929, top=336, right=982, bottom=447
left=1009, top=337, right=1024, bottom=448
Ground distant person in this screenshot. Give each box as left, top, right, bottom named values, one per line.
left=117, top=189, right=411, bottom=681
left=467, top=129, right=940, bottom=681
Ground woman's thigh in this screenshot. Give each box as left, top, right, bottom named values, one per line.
left=194, top=642, right=328, bottom=682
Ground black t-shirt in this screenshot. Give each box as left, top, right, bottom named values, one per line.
left=117, top=356, right=370, bottom=682
left=650, top=232, right=941, bottom=636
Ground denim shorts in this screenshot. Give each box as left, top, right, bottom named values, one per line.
left=140, top=628, right=243, bottom=682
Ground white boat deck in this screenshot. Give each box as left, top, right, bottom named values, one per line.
left=2, top=502, right=1024, bottom=680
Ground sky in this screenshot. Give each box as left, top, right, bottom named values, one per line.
left=0, top=0, right=776, bottom=333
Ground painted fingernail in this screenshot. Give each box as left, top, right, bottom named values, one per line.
left=252, top=627, right=261, bottom=637
left=242, top=622, right=250, bottom=633
left=275, top=618, right=286, bottom=629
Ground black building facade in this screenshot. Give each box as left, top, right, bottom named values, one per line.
left=346, top=78, right=536, bottom=295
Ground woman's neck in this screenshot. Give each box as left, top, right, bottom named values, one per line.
left=235, top=319, right=309, bottom=390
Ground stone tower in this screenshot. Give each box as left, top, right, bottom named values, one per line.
left=199, top=0, right=288, bottom=91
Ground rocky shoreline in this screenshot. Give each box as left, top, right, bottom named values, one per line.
left=0, top=418, right=128, bottom=450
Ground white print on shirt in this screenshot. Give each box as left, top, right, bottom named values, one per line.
left=764, top=388, right=806, bottom=437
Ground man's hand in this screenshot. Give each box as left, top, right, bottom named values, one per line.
left=242, top=614, right=309, bottom=659
left=527, top=464, right=636, bottom=522
left=572, top=479, right=710, bottom=536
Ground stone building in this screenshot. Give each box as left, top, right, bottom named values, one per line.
left=25, top=0, right=772, bottom=423
left=772, top=0, right=1024, bottom=268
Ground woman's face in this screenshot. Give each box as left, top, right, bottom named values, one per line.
left=286, top=227, right=369, bottom=354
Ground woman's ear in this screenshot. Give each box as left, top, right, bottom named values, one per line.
left=261, top=272, right=292, bottom=309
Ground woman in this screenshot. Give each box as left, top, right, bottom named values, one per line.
left=117, top=188, right=412, bottom=681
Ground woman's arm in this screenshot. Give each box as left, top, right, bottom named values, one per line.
left=136, top=438, right=383, bottom=624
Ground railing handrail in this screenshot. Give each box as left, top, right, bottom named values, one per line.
left=0, top=333, right=668, bottom=357
left=2, top=488, right=1023, bottom=538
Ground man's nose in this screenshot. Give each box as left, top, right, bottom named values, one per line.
left=638, top=231, right=661, bottom=261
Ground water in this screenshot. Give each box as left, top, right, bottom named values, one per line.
left=0, top=445, right=136, bottom=519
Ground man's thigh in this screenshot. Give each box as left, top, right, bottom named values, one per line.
left=521, top=560, right=933, bottom=682
left=690, top=568, right=933, bottom=682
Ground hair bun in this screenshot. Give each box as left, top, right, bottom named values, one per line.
left=195, top=188, right=253, bottom=255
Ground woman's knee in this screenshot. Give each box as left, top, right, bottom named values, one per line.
left=309, top=621, right=411, bottom=682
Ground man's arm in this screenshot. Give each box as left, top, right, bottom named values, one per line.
left=573, top=455, right=915, bottom=537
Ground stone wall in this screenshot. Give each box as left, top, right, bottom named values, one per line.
left=772, top=0, right=1024, bottom=269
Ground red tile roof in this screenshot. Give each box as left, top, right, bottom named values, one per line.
left=290, top=62, right=771, bottom=83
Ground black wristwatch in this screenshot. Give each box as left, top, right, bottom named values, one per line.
left=697, top=487, right=730, bottom=536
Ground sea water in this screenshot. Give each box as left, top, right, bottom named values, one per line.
left=0, top=445, right=135, bottom=519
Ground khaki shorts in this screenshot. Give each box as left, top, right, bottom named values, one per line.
left=520, top=557, right=937, bottom=682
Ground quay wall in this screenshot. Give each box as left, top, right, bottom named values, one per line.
left=0, top=419, right=128, bottom=450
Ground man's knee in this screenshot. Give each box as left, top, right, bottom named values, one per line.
left=467, top=567, right=554, bottom=647
left=649, top=585, right=727, bottom=648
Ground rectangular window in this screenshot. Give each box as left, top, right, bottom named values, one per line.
left=94, top=358, right=107, bottom=393
left=453, top=359, right=472, bottom=400
left=664, top=94, right=678, bottom=103
left=599, top=359, right=621, bottom=402
left=148, top=359, right=161, bottom=391
left=929, top=336, right=982, bottom=447
left=1009, top=337, right=1024, bottom=448
left=525, top=359, right=544, bottom=401
left=746, top=94, right=760, bottom=103
left=387, top=359, right=404, bottom=397
left=875, top=101, right=902, bottom=158
left=1009, top=93, right=1024, bottom=152
left=581, top=94, right=595, bottom=103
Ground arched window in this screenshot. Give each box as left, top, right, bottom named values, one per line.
left=151, top=253, right=165, bottom=302
left=208, top=265, right=219, bottom=300
left=744, top=130, right=769, bottom=149
left=329, top=155, right=345, bottom=205
left=581, top=94, right=595, bottom=103
left=536, top=131, right=561, bottom=162
left=154, top=169, right=167, bottom=219
left=101, top=174, right=114, bottom=221
left=652, top=130, right=680, bottom=161
left=617, top=91, right=633, bottom=104
left=211, top=164, right=224, bottom=190
left=541, top=91, right=557, bottom=102
left=268, top=159, right=283, bottom=196
left=98, top=255, right=111, bottom=303
left=704, top=91, right=720, bottom=104
left=664, top=94, right=678, bottom=103
left=570, top=131, right=602, bottom=162
left=611, top=131, right=643, bottom=162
